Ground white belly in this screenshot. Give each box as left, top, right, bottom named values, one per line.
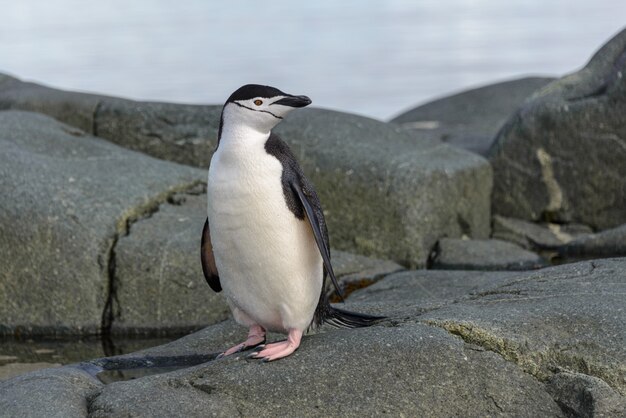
left=207, top=136, right=323, bottom=332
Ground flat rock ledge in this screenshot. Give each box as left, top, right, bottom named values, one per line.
left=2, top=258, right=624, bottom=417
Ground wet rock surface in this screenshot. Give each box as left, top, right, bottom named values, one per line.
left=488, top=28, right=626, bottom=229
left=430, top=238, right=547, bottom=271
left=391, top=76, right=555, bottom=155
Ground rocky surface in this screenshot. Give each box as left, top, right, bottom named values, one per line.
left=390, top=77, right=555, bottom=155
left=488, top=28, right=626, bottom=229
left=112, top=193, right=229, bottom=335
left=546, top=372, right=626, bottom=417
left=85, top=324, right=562, bottom=417
left=0, top=366, right=101, bottom=418
left=430, top=238, right=546, bottom=271
left=422, top=259, right=626, bottom=398
left=557, top=223, right=626, bottom=259
left=347, top=269, right=519, bottom=314
left=0, top=74, right=492, bottom=266
left=492, top=215, right=593, bottom=251
left=0, top=362, right=61, bottom=382
left=7, top=258, right=626, bottom=416
left=0, top=111, right=205, bottom=336
left=0, top=73, right=221, bottom=168
left=325, top=250, right=404, bottom=300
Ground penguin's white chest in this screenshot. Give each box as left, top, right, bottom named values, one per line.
left=207, top=134, right=323, bottom=332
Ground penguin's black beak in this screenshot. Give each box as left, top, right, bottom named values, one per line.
left=272, top=95, right=312, bottom=108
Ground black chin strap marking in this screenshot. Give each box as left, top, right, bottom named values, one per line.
left=233, top=102, right=283, bottom=120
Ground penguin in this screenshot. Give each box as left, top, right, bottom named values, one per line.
left=201, top=84, right=382, bottom=362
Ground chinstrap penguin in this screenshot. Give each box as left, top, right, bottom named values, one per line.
left=202, top=84, right=382, bottom=362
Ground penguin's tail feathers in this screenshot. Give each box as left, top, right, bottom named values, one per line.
left=324, top=306, right=385, bottom=329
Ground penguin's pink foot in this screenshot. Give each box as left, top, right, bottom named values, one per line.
left=250, top=329, right=302, bottom=362
left=218, top=325, right=266, bottom=358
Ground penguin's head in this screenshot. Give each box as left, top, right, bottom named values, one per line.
left=220, top=84, right=312, bottom=134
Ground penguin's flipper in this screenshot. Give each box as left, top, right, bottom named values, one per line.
left=201, top=218, right=222, bottom=292
left=291, top=181, right=344, bottom=300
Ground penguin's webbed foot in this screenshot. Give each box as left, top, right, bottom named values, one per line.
left=250, top=328, right=302, bottom=362
left=218, top=325, right=266, bottom=358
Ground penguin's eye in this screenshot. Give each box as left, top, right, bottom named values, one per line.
left=254, top=99, right=263, bottom=106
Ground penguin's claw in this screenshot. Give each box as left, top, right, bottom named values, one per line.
left=250, top=329, right=302, bottom=362
left=219, top=325, right=266, bottom=358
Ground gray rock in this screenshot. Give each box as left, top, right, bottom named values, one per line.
left=557, top=223, right=626, bottom=259
left=492, top=215, right=593, bottom=251
left=0, top=366, right=101, bottom=418
left=112, top=193, right=230, bottom=335
left=0, top=75, right=492, bottom=266
left=489, top=29, right=626, bottom=229
left=0, top=73, right=222, bottom=167
left=0, top=74, right=101, bottom=133
left=430, top=238, right=547, bottom=271
left=327, top=250, right=404, bottom=300
left=546, top=372, right=626, bottom=417
left=348, top=269, right=519, bottom=315
left=12, top=260, right=626, bottom=416
left=0, top=362, right=61, bottom=382
left=94, top=99, right=221, bottom=168
left=275, top=108, right=492, bottom=266
left=87, top=323, right=561, bottom=417
left=0, top=111, right=205, bottom=336
left=421, top=258, right=626, bottom=397
left=391, top=77, right=555, bottom=155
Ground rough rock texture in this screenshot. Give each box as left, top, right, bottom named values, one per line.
left=7, top=259, right=626, bottom=416
left=391, top=77, right=555, bottom=155
left=488, top=29, right=626, bottom=229
left=422, top=258, right=626, bottom=397
left=492, top=215, right=593, bottom=251
left=86, top=324, right=562, bottom=417
left=0, top=362, right=61, bottom=381
left=0, top=73, right=221, bottom=167
left=275, top=108, right=492, bottom=266
left=0, top=75, right=492, bottom=266
left=557, top=223, right=626, bottom=259
left=0, top=111, right=205, bottom=336
left=112, top=193, right=230, bottom=335
left=348, top=269, right=518, bottom=315
left=430, top=238, right=547, bottom=271
left=546, top=372, right=626, bottom=417
left=0, top=366, right=101, bottom=418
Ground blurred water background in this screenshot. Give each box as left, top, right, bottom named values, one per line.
left=0, top=0, right=624, bottom=119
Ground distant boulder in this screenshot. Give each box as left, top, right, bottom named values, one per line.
left=391, top=77, right=554, bottom=155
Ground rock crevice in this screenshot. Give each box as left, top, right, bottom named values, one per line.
left=99, top=182, right=206, bottom=336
